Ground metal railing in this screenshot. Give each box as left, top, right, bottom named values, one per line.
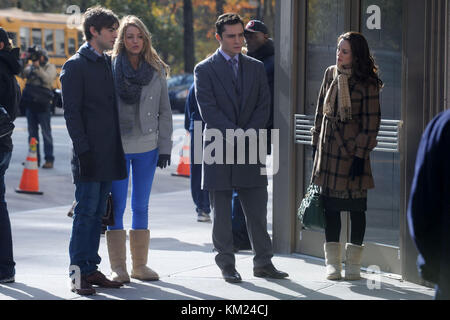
left=294, top=114, right=402, bottom=153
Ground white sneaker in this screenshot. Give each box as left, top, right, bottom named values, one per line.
left=197, top=211, right=211, bottom=222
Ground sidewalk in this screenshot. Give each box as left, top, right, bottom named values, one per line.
left=0, top=188, right=434, bottom=300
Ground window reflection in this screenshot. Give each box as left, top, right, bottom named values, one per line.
left=361, top=0, right=402, bottom=247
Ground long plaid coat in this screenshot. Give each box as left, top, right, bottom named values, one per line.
left=311, top=65, right=381, bottom=191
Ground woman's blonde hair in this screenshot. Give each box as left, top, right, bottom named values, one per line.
left=112, top=15, right=170, bottom=77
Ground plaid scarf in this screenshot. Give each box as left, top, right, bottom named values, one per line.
left=323, top=66, right=353, bottom=122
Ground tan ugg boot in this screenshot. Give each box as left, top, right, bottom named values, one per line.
left=324, top=242, right=343, bottom=280
left=106, top=230, right=130, bottom=284
left=344, top=243, right=364, bottom=280
left=129, top=229, right=159, bottom=281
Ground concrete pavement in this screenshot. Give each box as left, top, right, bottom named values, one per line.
left=0, top=187, right=435, bottom=300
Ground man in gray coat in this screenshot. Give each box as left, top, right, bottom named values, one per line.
left=194, top=13, right=288, bottom=283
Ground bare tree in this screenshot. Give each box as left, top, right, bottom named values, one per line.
left=183, top=0, right=195, bottom=73
left=215, top=0, right=225, bottom=18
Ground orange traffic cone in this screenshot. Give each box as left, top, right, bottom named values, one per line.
left=172, top=132, right=190, bottom=178
left=16, top=137, right=43, bottom=195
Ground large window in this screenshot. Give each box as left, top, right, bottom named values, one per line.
left=361, top=0, right=403, bottom=247
left=45, top=29, right=54, bottom=53
left=32, top=28, right=42, bottom=47
left=55, top=29, right=65, bottom=55
left=20, top=27, right=30, bottom=52
left=68, top=38, right=76, bottom=55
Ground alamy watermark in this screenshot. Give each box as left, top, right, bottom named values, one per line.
left=190, top=121, right=280, bottom=176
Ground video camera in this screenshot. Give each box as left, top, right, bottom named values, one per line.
left=26, top=46, right=43, bottom=62
left=23, top=45, right=48, bottom=64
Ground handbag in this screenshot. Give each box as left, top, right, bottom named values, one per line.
left=67, top=193, right=115, bottom=227
left=0, top=106, right=15, bottom=138
left=297, top=184, right=325, bottom=229
left=103, top=193, right=115, bottom=226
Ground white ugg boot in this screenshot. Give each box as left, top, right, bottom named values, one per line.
left=106, top=229, right=130, bottom=284
left=344, top=243, right=364, bottom=280
left=129, top=229, right=159, bottom=281
left=324, top=242, right=343, bottom=280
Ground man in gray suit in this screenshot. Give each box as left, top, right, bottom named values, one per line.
left=194, top=13, right=288, bottom=283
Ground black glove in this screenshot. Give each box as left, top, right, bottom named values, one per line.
left=78, top=151, right=95, bottom=178
left=312, top=146, right=317, bottom=161
left=349, top=156, right=365, bottom=180
left=157, top=154, right=171, bottom=169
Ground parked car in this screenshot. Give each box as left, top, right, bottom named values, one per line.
left=167, top=73, right=194, bottom=113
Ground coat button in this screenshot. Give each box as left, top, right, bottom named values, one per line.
left=147, top=113, right=151, bottom=116
left=150, top=96, right=153, bottom=100
left=149, top=129, right=152, bottom=132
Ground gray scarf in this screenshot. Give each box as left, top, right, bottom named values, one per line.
left=113, top=53, right=154, bottom=104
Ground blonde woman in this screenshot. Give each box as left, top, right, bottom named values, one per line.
left=107, top=15, right=173, bottom=283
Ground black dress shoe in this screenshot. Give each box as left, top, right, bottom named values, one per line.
left=221, top=266, right=242, bottom=283
left=254, top=264, right=289, bottom=279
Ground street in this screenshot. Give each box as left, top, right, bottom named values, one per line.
left=5, top=114, right=191, bottom=213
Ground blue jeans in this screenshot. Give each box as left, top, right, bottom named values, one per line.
left=108, top=149, right=158, bottom=230
left=189, top=131, right=210, bottom=214
left=26, top=109, right=54, bottom=164
left=0, top=151, right=14, bottom=279
left=69, top=181, right=111, bottom=275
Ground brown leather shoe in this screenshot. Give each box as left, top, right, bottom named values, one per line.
left=71, top=278, right=96, bottom=296
left=42, top=161, right=53, bottom=169
left=84, top=270, right=123, bottom=288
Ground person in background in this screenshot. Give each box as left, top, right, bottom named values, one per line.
left=107, top=15, right=173, bottom=284
left=311, top=32, right=382, bottom=281
left=0, top=27, right=20, bottom=284
left=19, top=46, right=56, bottom=168
left=60, top=6, right=127, bottom=296
left=408, top=109, right=450, bottom=300
left=184, top=82, right=211, bottom=222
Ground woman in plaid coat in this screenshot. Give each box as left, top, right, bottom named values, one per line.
left=311, top=32, right=382, bottom=281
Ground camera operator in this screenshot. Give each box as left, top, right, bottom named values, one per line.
left=19, top=46, right=57, bottom=168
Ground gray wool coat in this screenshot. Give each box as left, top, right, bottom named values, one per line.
left=194, top=49, right=271, bottom=191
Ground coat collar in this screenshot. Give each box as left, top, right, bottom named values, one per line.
left=78, top=42, right=105, bottom=62
left=210, top=49, right=254, bottom=117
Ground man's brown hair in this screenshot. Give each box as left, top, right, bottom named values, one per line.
left=82, top=6, right=119, bottom=41
left=215, top=13, right=244, bottom=38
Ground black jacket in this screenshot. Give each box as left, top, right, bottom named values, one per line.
left=407, top=110, right=450, bottom=297
left=0, top=48, right=20, bottom=152
left=60, top=43, right=127, bottom=183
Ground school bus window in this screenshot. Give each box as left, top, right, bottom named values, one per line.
left=78, top=31, right=83, bottom=47
left=68, top=38, right=76, bottom=55
left=32, top=28, right=42, bottom=47
left=7, top=32, right=17, bottom=46
left=20, top=27, right=29, bottom=52
left=55, top=29, right=64, bottom=55
left=45, top=29, right=54, bottom=53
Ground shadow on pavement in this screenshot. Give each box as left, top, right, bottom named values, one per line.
left=85, top=280, right=223, bottom=300
left=0, top=282, right=64, bottom=300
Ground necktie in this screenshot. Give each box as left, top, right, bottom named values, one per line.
left=229, top=58, right=238, bottom=80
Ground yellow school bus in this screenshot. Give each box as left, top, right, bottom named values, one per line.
left=0, top=7, right=83, bottom=89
